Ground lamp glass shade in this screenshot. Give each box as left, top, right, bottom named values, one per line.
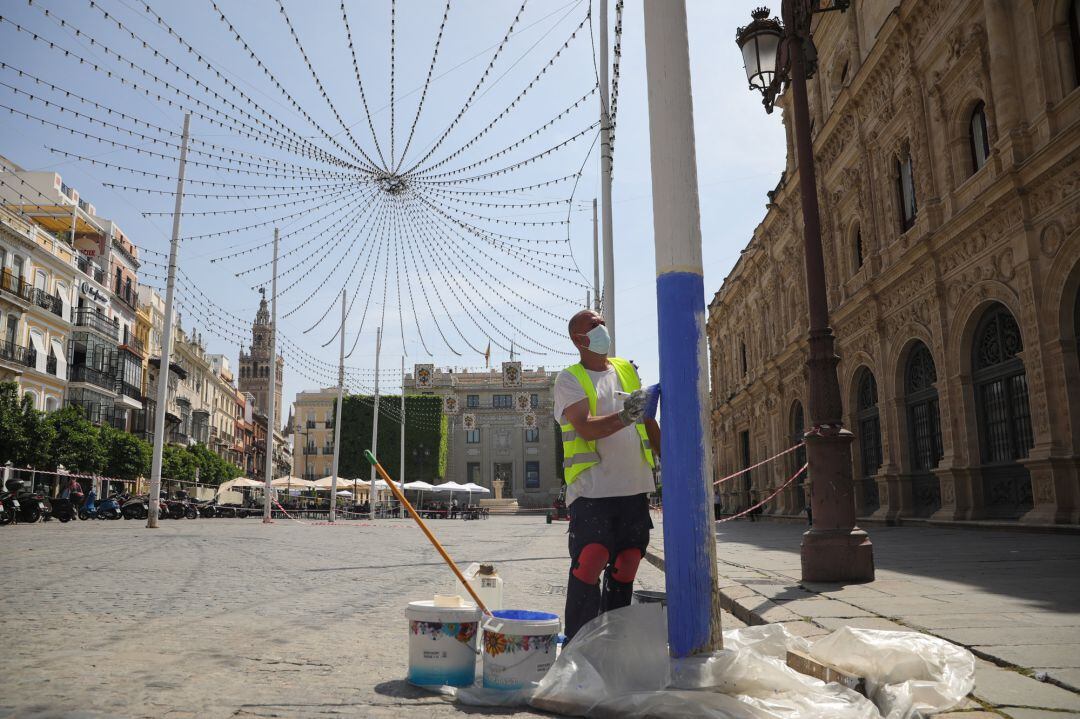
left=736, top=9, right=783, bottom=93
left=739, top=26, right=780, bottom=91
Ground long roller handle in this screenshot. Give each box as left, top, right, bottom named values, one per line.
left=364, top=450, right=490, bottom=615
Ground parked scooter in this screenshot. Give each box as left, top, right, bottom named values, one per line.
left=79, top=490, right=121, bottom=520
left=0, top=484, right=19, bottom=525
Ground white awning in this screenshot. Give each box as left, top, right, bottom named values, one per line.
left=50, top=338, right=66, bottom=380
left=28, top=330, right=46, bottom=373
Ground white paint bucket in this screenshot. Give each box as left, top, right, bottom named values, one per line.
left=482, top=609, right=561, bottom=690
left=405, top=600, right=481, bottom=687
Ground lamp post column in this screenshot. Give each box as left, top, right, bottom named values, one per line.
left=782, top=0, right=873, bottom=582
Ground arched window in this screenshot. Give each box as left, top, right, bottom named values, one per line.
left=853, top=226, right=864, bottom=271
left=855, top=368, right=882, bottom=513
left=896, top=153, right=917, bottom=232
left=973, top=304, right=1034, bottom=462
left=904, top=342, right=942, bottom=516
left=972, top=303, right=1034, bottom=517
left=790, top=401, right=807, bottom=510
left=969, top=102, right=990, bottom=173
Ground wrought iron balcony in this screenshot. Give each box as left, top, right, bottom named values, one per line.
left=120, top=327, right=144, bottom=356
left=0, top=270, right=33, bottom=305
left=0, top=339, right=33, bottom=367
left=31, top=288, right=64, bottom=317
left=117, top=380, right=142, bottom=401
left=75, top=255, right=105, bottom=285
left=70, top=364, right=117, bottom=392
left=73, top=307, right=119, bottom=341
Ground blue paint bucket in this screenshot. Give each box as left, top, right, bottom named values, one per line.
left=406, top=600, right=481, bottom=687
left=481, top=609, right=561, bottom=690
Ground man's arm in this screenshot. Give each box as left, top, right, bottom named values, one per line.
left=563, top=398, right=629, bottom=441
left=645, top=418, right=660, bottom=459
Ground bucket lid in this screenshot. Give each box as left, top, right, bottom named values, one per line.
left=485, top=609, right=561, bottom=635
left=407, top=599, right=481, bottom=623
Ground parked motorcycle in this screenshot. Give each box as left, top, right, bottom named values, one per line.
left=51, top=495, right=80, bottom=523
left=6, top=480, right=47, bottom=523
left=0, top=485, right=19, bottom=525
left=120, top=494, right=147, bottom=520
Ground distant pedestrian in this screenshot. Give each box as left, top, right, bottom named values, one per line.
left=748, top=489, right=759, bottom=522
left=713, top=489, right=723, bottom=521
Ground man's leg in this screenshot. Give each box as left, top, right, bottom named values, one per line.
left=564, top=497, right=612, bottom=642
left=601, top=494, right=651, bottom=613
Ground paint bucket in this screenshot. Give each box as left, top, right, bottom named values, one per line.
left=481, top=609, right=561, bottom=690
left=632, top=589, right=667, bottom=607
left=405, top=599, right=481, bottom=687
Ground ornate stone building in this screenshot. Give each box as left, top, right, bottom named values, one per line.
left=238, top=289, right=283, bottom=432
left=708, top=0, right=1080, bottom=525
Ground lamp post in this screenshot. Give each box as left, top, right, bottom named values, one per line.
left=736, top=2, right=873, bottom=582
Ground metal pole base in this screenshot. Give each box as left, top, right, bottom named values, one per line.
left=262, top=518, right=274, bottom=524
left=801, top=527, right=874, bottom=583
left=800, top=429, right=874, bottom=583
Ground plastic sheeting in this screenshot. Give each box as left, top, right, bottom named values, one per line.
left=450, top=603, right=975, bottom=719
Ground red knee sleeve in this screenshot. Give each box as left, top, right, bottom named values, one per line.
left=572, top=543, right=610, bottom=585
left=611, top=548, right=642, bottom=583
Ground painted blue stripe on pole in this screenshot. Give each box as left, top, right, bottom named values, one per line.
left=656, top=269, right=713, bottom=657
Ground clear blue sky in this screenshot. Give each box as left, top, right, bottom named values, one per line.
left=0, top=0, right=784, bottom=412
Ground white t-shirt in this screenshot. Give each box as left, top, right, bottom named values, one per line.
left=554, top=365, right=656, bottom=505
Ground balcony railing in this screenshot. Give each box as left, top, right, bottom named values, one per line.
left=65, top=398, right=115, bottom=427
left=120, top=328, right=144, bottom=356
left=0, top=270, right=33, bottom=304
left=322, top=446, right=335, bottom=455
left=0, top=339, right=33, bottom=367
left=46, top=354, right=57, bottom=375
left=31, top=288, right=64, bottom=318
left=117, top=380, right=142, bottom=401
left=70, top=364, right=116, bottom=392
left=73, top=307, right=119, bottom=341
left=76, top=255, right=106, bottom=285
left=306, top=420, right=316, bottom=429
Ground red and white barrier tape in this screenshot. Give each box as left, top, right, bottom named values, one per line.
left=714, top=442, right=805, bottom=486
left=718, top=463, right=807, bottom=523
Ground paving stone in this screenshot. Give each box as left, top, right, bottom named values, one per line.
left=1042, top=668, right=1080, bottom=691
left=937, top=626, right=1080, bottom=647
left=905, top=613, right=1047, bottom=630
left=812, top=616, right=912, bottom=632
left=930, top=712, right=1003, bottom=718
left=978, top=644, right=1080, bottom=670
left=972, top=662, right=1080, bottom=711
left=1000, top=710, right=1080, bottom=719
left=775, top=620, right=831, bottom=639
left=772, top=597, right=876, bottom=618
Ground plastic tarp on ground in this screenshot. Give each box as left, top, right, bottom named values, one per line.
left=450, top=604, right=974, bottom=719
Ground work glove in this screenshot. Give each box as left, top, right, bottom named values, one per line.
left=618, top=389, right=648, bottom=426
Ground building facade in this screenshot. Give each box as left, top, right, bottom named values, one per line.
left=290, top=387, right=338, bottom=480
left=238, top=289, right=284, bottom=432
left=414, top=366, right=559, bottom=508
left=708, top=0, right=1080, bottom=524
left=0, top=206, right=77, bottom=412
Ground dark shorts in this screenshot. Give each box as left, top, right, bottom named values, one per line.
left=568, top=493, right=653, bottom=560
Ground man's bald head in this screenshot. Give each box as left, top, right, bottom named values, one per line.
left=568, top=309, right=599, bottom=338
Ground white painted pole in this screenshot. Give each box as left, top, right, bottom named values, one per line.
left=599, top=0, right=616, bottom=353
left=642, top=0, right=721, bottom=656
left=329, top=289, right=346, bottom=522
left=592, top=198, right=600, bottom=312
left=262, top=228, right=279, bottom=523
left=148, top=112, right=190, bottom=529
left=369, top=326, right=382, bottom=520
left=400, top=354, right=406, bottom=519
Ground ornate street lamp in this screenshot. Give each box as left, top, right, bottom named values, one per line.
left=735, top=1, right=873, bottom=583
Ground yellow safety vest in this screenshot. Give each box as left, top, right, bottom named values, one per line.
left=560, top=357, right=655, bottom=485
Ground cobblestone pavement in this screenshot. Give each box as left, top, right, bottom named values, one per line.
left=647, top=518, right=1080, bottom=718
left=0, top=515, right=690, bottom=719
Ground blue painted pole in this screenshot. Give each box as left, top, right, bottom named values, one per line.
left=642, top=0, right=723, bottom=657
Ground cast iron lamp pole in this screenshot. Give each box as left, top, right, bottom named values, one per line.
left=736, top=2, right=873, bottom=582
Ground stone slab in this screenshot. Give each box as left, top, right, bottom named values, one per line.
left=937, top=626, right=1080, bottom=647
left=905, top=613, right=1049, bottom=630
left=972, top=662, right=1080, bottom=711
left=977, top=644, right=1080, bottom=670
left=812, top=616, right=912, bottom=632
left=999, top=710, right=1080, bottom=719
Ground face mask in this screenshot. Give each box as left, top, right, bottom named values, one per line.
left=583, top=324, right=610, bottom=355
